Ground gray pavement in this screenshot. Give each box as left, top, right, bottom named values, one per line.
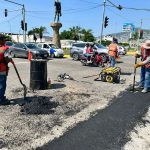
left=37, top=91, right=150, bottom=150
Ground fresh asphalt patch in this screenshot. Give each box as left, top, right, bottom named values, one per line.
left=37, top=91, right=150, bottom=150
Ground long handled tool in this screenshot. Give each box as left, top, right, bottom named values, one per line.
left=11, top=60, right=27, bottom=100
left=132, top=57, right=137, bottom=92
left=83, top=74, right=100, bottom=78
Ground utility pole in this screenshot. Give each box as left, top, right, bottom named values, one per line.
left=4, top=0, right=26, bottom=43
left=100, top=0, right=106, bottom=44
left=22, top=5, right=26, bottom=42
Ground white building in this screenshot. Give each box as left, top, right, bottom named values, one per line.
left=0, top=32, right=53, bottom=43
left=102, top=35, right=113, bottom=41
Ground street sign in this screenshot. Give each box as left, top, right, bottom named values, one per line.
left=122, top=23, right=135, bottom=32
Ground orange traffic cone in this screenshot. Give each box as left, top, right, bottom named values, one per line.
left=28, top=50, right=32, bottom=61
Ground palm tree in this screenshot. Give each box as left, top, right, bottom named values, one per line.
left=81, top=29, right=95, bottom=42
left=35, top=26, right=47, bottom=42
left=28, top=26, right=47, bottom=42
left=69, top=26, right=81, bottom=41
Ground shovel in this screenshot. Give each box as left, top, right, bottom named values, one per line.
left=129, top=57, right=137, bottom=92
left=11, top=60, right=27, bottom=100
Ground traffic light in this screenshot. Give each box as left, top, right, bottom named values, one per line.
left=139, top=30, right=143, bottom=39
left=118, top=5, right=122, bottom=10
left=4, top=9, right=8, bottom=17
left=25, top=23, right=27, bottom=31
left=104, top=16, right=109, bottom=28
left=21, top=20, right=24, bottom=30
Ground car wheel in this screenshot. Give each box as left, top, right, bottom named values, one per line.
left=72, top=53, right=79, bottom=61
left=11, top=52, right=16, bottom=58
left=100, top=54, right=107, bottom=63
left=51, top=53, right=55, bottom=58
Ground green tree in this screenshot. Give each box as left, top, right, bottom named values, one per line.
left=3, top=35, right=12, bottom=41
left=81, top=29, right=95, bottom=42
left=28, top=26, right=47, bottom=42
left=60, top=30, right=72, bottom=39
left=101, top=40, right=111, bottom=46
left=69, top=26, right=81, bottom=41
left=60, top=26, right=95, bottom=42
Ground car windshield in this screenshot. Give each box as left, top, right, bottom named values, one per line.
left=49, top=44, right=59, bottom=49
left=5, top=41, right=13, bottom=46
left=25, top=43, right=38, bottom=49
left=95, top=44, right=106, bottom=49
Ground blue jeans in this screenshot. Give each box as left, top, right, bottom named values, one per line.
left=109, top=56, right=116, bottom=67
left=139, top=67, right=150, bottom=89
left=0, top=75, right=7, bottom=103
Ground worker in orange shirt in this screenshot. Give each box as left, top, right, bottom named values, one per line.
left=108, top=38, right=119, bottom=67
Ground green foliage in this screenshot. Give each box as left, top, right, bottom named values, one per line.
left=60, top=30, right=72, bottom=39
left=129, top=31, right=139, bottom=40
left=28, top=26, right=47, bottom=42
left=4, top=35, right=11, bottom=41
left=101, top=40, right=111, bottom=46
left=60, top=26, right=95, bottom=42
left=118, top=42, right=129, bottom=47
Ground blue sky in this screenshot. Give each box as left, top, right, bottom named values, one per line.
left=0, top=0, right=150, bottom=37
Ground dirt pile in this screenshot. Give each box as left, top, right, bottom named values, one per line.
left=20, top=96, right=58, bottom=115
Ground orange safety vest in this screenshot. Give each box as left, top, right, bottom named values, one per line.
left=141, top=47, right=150, bottom=68
left=108, top=43, right=118, bottom=57
left=0, top=46, right=9, bottom=75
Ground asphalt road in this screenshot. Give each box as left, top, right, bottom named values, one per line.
left=5, top=55, right=143, bottom=150
left=37, top=90, right=150, bottom=150
left=7, top=55, right=137, bottom=91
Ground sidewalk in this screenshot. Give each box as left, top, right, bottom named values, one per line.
left=37, top=91, right=150, bottom=150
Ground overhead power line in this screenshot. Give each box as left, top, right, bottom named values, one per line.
left=106, top=4, right=150, bottom=12
left=26, top=4, right=103, bottom=15
left=107, top=7, right=138, bottom=24
left=0, top=13, right=21, bottom=24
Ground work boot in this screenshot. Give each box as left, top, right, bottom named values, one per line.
left=134, top=85, right=144, bottom=90
left=0, top=99, right=11, bottom=105
left=141, top=88, right=149, bottom=93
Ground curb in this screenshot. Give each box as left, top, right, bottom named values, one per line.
left=64, top=55, right=71, bottom=58
left=127, top=51, right=136, bottom=55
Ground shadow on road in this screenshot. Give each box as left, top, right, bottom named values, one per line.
left=121, top=72, right=132, bottom=75
left=50, top=83, right=66, bottom=89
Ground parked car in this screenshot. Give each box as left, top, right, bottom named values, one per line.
left=70, top=42, right=109, bottom=62
left=9, top=43, right=49, bottom=59
left=5, top=41, right=14, bottom=48
left=118, top=46, right=127, bottom=55
left=37, top=43, right=64, bottom=58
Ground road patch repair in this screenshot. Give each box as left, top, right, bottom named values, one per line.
left=0, top=70, right=134, bottom=150
left=36, top=90, right=150, bottom=150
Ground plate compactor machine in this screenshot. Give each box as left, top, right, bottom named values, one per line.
left=95, top=67, right=121, bottom=83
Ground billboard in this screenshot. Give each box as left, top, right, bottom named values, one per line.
left=122, top=23, right=135, bottom=32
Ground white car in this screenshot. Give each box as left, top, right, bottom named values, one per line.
left=118, top=46, right=127, bottom=55
left=37, top=43, right=64, bottom=58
